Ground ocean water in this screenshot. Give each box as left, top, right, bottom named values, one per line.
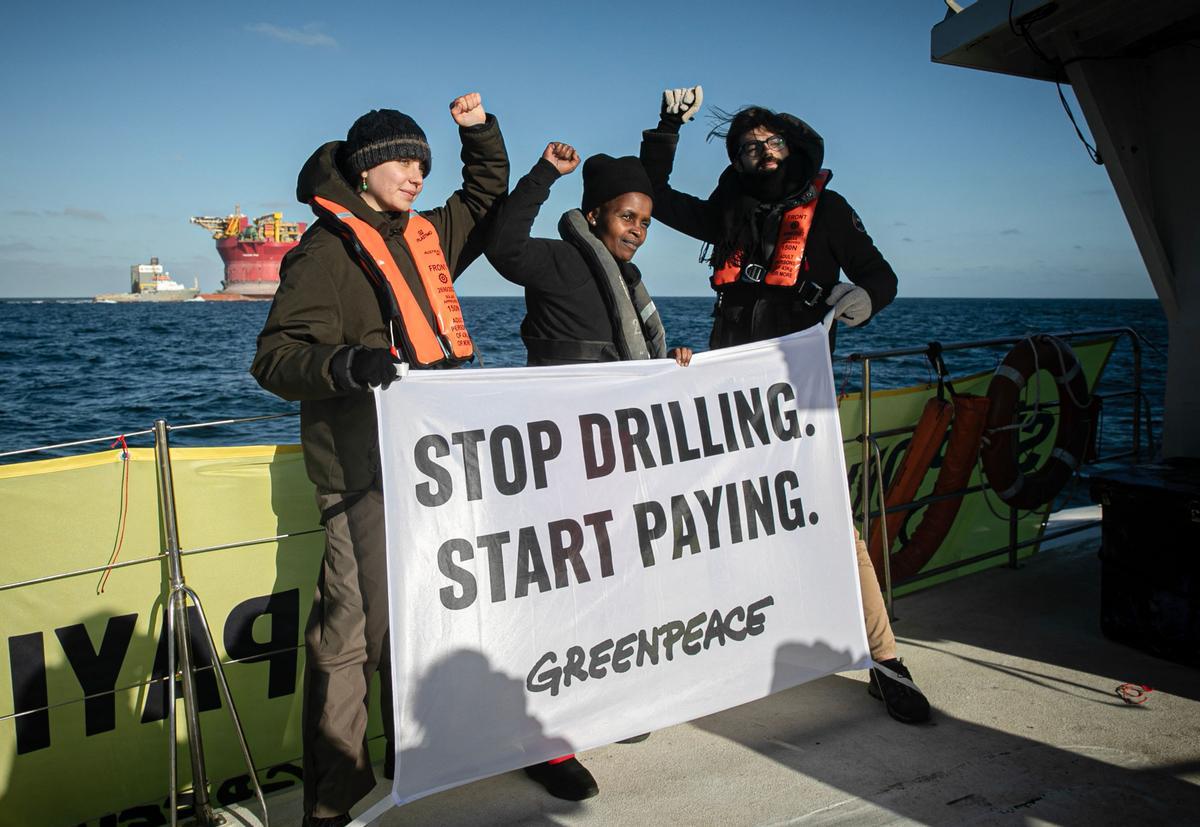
left=0, top=296, right=1167, bottom=459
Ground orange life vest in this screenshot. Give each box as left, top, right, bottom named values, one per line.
left=311, top=196, right=473, bottom=368
left=711, top=169, right=831, bottom=289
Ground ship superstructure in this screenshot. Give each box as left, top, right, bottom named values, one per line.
left=190, top=205, right=307, bottom=297
left=93, top=257, right=199, bottom=302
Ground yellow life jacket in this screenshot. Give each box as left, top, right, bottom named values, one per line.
left=311, top=196, right=473, bottom=367
left=711, top=169, right=831, bottom=289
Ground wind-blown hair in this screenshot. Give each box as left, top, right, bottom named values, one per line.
left=706, top=105, right=796, bottom=161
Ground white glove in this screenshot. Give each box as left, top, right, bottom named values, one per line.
left=825, top=283, right=872, bottom=327
left=661, top=85, right=703, bottom=125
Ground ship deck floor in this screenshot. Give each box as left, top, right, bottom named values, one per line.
left=222, top=508, right=1200, bottom=826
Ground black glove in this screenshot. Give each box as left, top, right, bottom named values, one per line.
left=351, top=347, right=399, bottom=389
left=331, top=346, right=398, bottom=391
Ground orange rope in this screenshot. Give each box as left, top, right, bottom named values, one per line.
left=97, top=436, right=130, bottom=594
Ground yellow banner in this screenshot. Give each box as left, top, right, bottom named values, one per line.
left=0, top=337, right=1115, bottom=825
left=0, top=446, right=354, bottom=826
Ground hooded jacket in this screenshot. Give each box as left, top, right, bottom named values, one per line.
left=639, top=115, right=897, bottom=349
left=251, top=115, right=508, bottom=492
left=485, top=158, right=667, bottom=366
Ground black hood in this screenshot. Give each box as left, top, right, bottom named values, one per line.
left=708, top=114, right=826, bottom=272
left=296, top=141, right=403, bottom=231
left=720, top=112, right=824, bottom=201
left=767, top=112, right=824, bottom=177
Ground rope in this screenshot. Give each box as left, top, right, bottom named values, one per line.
left=836, top=357, right=856, bottom=404
left=1020, top=336, right=1044, bottom=432
left=982, top=337, right=1044, bottom=444
left=976, top=451, right=1016, bottom=521
left=1048, top=335, right=1091, bottom=410
left=97, top=436, right=130, bottom=594
left=1008, top=0, right=1103, bottom=165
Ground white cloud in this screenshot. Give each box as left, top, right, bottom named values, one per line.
left=246, top=22, right=338, bottom=48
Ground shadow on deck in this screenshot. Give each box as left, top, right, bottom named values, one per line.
left=224, top=520, right=1200, bottom=826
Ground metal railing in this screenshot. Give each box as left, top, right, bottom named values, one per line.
left=0, top=327, right=1155, bottom=823
left=0, top=411, right=307, bottom=827
left=846, top=327, right=1149, bottom=615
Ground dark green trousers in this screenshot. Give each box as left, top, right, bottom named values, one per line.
left=303, top=486, right=393, bottom=819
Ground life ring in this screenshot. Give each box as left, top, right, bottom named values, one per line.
left=981, top=335, right=1092, bottom=510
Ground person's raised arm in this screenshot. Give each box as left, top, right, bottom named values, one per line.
left=425, top=92, right=511, bottom=278
left=639, top=85, right=722, bottom=243
left=486, top=142, right=591, bottom=291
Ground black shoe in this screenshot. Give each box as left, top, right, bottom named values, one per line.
left=524, top=757, right=599, bottom=801
left=868, top=658, right=931, bottom=724
left=617, top=733, right=650, bottom=743
left=302, top=814, right=352, bottom=827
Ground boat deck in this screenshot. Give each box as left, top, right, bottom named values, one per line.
left=223, top=508, right=1200, bottom=825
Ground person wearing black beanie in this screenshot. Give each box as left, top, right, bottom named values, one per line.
left=483, top=143, right=690, bottom=801
left=342, top=108, right=433, bottom=178
left=486, top=143, right=693, bottom=368
left=580, top=153, right=653, bottom=215
left=639, top=89, right=931, bottom=730
left=252, top=92, right=510, bottom=827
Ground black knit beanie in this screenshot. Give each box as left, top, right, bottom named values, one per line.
left=581, top=154, right=653, bottom=214
left=343, top=109, right=431, bottom=177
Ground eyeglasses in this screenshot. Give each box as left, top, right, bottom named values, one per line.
left=738, top=135, right=787, bottom=160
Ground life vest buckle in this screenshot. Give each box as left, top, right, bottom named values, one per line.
left=740, top=263, right=766, bottom=284
left=796, top=280, right=823, bottom=307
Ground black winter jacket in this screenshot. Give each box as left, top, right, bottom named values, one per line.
left=486, top=158, right=661, bottom=366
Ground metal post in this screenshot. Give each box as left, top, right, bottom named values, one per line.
left=154, top=419, right=219, bottom=827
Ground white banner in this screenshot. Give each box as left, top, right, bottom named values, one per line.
left=376, top=326, right=870, bottom=805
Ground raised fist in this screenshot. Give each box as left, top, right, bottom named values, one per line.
left=660, top=85, right=703, bottom=125
left=449, top=93, right=486, bottom=127
left=542, top=142, right=580, bottom=175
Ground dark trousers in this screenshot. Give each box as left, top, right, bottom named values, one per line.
left=302, top=486, right=393, bottom=818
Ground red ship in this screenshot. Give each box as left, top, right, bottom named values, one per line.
left=190, top=206, right=307, bottom=298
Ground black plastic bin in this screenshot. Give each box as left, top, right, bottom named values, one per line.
left=1089, top=462, right=1200, bottom=666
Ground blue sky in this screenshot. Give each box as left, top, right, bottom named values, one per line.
left=0, top=2, right=1151, bottom=298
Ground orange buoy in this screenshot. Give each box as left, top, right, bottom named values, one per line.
left=981, top=335, right=1092, bottom=510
